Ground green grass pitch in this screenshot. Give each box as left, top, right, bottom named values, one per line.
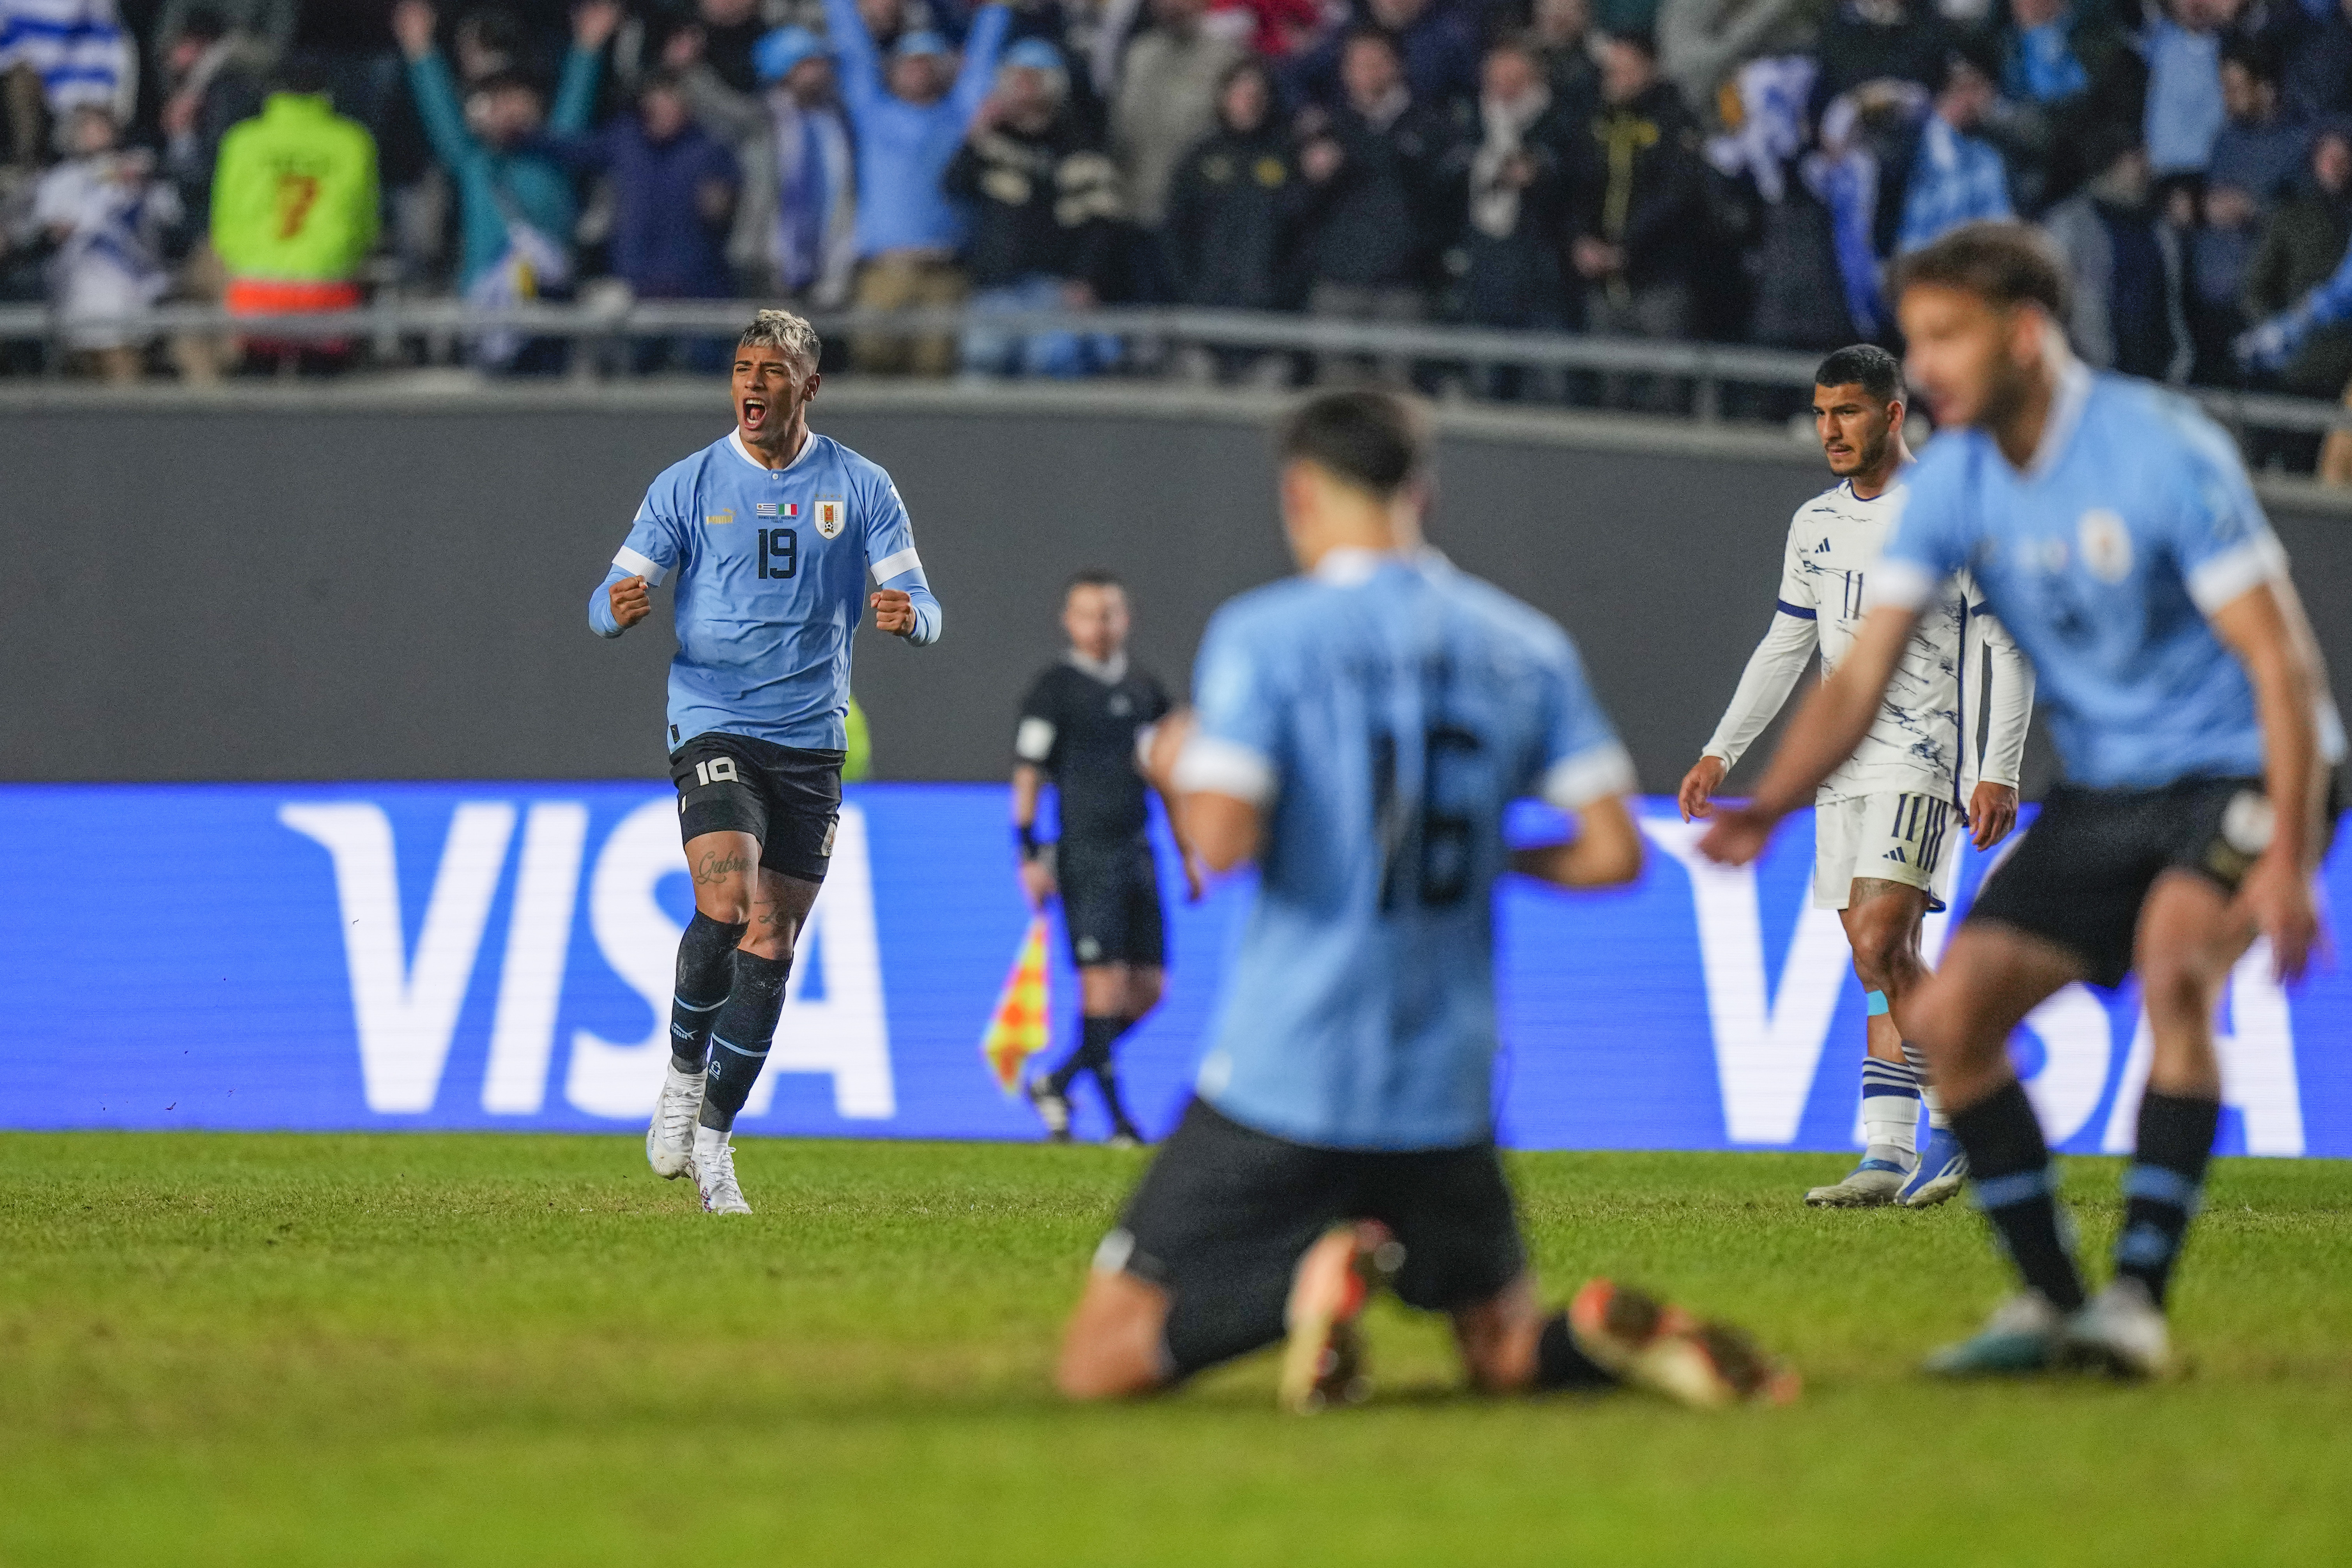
left=4, top=1134, right=2348, bottom=1566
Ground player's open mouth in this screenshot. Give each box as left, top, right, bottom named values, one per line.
left=740, top=398, right=769, bottom=430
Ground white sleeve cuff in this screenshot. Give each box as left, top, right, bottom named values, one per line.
left=2186, top=532, right=2290, bottom=616
left=1172, top=734, right=1277, bottom=808
left=1541, top=742, right=1638, bottom=811
left=1861, top=557, right=1936, bottom=613
left=871, top=546, right=922, bottom=581
left=614, top=546, right=668, bottom=587
left=1013, top=717, right=1055, bottom=763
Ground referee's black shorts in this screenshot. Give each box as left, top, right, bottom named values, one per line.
left=669, top=730, right=844, bottom=885
left=1055, top=835, right=1165, bottom=969
left=1100, top=1098, right=1527, bottom=1378
left=1968, top=773, right=2338, bottom=988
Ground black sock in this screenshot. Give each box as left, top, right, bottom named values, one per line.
left=2115, top=1091, right=2221, bottom=1308
left=1052, top=1013, right=1124, bottom=1097
left=1097, top=1058, right=1140, bottom=1137
left=1535, top=1310, right=1616, bottom=1390
left=667, top=912, right=746, bottom=1072
left=701, top=951, right=791, bottom=1131
left=1950, top=1078, right=2085, bottom=1311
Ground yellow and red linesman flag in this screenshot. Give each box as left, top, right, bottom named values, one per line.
left=981, top=916, right=1052, bottom=1095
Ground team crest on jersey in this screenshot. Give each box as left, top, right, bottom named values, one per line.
left=2077, top=509, right=2133, bottom=583
left=814, top=497, right=845, bottom=539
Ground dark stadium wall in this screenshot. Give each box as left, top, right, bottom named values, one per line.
left=8, top=387, right=2351, bottom=791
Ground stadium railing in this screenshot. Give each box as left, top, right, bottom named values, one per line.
left=3, top=299, right=2349, bottom=444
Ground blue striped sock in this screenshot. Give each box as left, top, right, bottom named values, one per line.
left=1860, top=1057, right=1922, bottom=1162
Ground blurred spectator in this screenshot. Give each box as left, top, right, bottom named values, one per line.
left=33, top=104, right=180, bottom=378
left=1813, top=0, right=1947, bottom=106
left=1162, top=53, right=1300, bottom=357
left=1988, top=0, right=2141, bottom=209
left=2240, top=120, right=2352, bottom=400
left=1709, top=55, right=1861, bottom=348
left=1289, top=0, right=1480, bottom=116
left=674, top=24, right=856, bottom=306
left=2144, top=0, right=2241, bottom=178
left=1111, top=0, right=1241, bottom=228
left=679, top=0, right=768, bottom=95
left=156, top=6, right=265, bottom=224
left=1894, top=42, right=2011, bottom=253
left=1445, top=35, right=1571, bottom=367
left=1567, top=29, right=1707, bottom=364
left=2282, top=0, right=2351, bottom=123
left=1659, top=0, right=1816, bottom=122
left=945, top=38, right=1123, bottom=375
left=2, top=57, right=44, bottom=166
left=1296, top=26, right=1452, bottom=379
left=2189, top=37, right=2304, bottom=368
left=1210, top=0, right=1321, bottom=58
left=539, top=67, right=737, bottom=368
left=152, top=0, right=291, bottom=67
left=210, top=60, right=379, bottom=369
left=394, top=0, right=614, bottom=368
left=1529, top=0, right=1601, bottom=116
left=823, top=0, right=1010, bottom=374
left=0, top=0, right=132, bottom=116
left=2044, top=131, right=2191, bottom=380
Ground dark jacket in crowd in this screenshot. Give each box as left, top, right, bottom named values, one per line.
left=943, top=115, right=1124, bottom=288
left=544, top=117, right=740, bottom=299
left=1286, top=6, right=1481, bottom=115
left=1812, top=0, right=1949, bottom=109
left=1440, top=99, right=1572, bottom=327
left=1298, top=98, right=1452, bottom=287
left=1566, top=81, right=1709, bottom=290
left=2284, top=5, right=2352, bottom=123
left=2244, top=176, right=2352, bottom=397
left=1162, top=123, right=1305, bottom=309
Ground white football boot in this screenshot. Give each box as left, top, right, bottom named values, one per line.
left=645, top=1062, right=705, bottom=1180
left=2062, top=1278, right=2175, bottom=1380
left=1803, top=1157, right=1910, bottom=1207
left=693, top=1125, right=752, bottom=1216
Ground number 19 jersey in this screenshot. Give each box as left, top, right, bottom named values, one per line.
left=1170, top=548, right=1635, bottom=1152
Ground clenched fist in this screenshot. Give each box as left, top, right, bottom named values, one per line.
left=608, top=574, right=651, bottom=630
left=871, top=589, right=916, bottom=637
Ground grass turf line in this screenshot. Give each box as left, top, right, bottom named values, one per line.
left=2, top=1133, right=2348, bottom=1566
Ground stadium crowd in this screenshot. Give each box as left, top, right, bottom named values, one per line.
left=2, top=0, right=2350, bottom=460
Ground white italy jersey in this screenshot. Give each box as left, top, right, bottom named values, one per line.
left=1703, top=476, right=2035, bottom=804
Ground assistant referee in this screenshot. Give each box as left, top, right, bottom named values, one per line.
left=1013, top=571, right=1200, bottom=1146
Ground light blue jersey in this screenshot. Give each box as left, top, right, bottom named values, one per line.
left=1873, top=365, right=2343, bottom=789
left=589, top=428, right=941, bottom=751
left=1171, top=548, right=1636, bottom=1152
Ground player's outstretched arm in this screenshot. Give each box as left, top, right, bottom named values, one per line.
left=1700, top=603, right=1919, bottom=865
left=1512, top=793, right=1642, bottom=889
left=2210, top=577, right=2333, bottom=979
left=589, top=567, right=651, bottom=638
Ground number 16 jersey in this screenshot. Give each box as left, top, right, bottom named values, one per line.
left=588, top=427, right=941, bottom=752
left=1170, top=548, right=1634, bottom=1152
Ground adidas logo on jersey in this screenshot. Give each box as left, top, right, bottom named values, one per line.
left=1883, top=847, right=1909, bottom=864
left=1816, top=538, right=1832, bottom=553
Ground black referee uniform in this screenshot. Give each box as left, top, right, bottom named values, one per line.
left=1015, top=654, right=1173, bottom=1139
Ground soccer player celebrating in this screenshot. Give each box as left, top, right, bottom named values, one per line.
left=1055, top=391, right=1794, bottom=1412
left=1703, top=223, right=2341, bottom=1379
left=589, top=309, right=942, bottom=1214
left=1680, top=343, right=2035, bottom=1210
left=1012, top=571, right=1201, bottom=1148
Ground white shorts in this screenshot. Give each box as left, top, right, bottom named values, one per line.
left=1812, top=790, right=1958, bottom=911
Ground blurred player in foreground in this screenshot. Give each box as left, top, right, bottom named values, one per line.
left=1682, top=343, right=2034, bottom=1209
left=589, top=309, right=942, bottom=1214
left=1013, top=571, right=1201, bottom=1148
left=1703, top=223, right=2342, bottom=1379
left=1056, top=391, right=1796, bottom=1412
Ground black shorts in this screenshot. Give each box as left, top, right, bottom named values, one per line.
left=1103, top=1098, right=1526, bottom=1378
left=1968, top=774, right=2333, bottom=988
left=1055, top=836, right=1165, bottom=969
left=668, top=731, right=845, bottom=885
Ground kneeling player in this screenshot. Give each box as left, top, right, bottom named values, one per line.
left=1705, top=224, right=2341, bottom=1378
left=1012, top=571, right=1201, bottom=1147
left=1056, top=391, right=1795, bottom=1411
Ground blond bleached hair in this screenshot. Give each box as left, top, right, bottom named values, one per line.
left=738, top=308, right=822, bottom=368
